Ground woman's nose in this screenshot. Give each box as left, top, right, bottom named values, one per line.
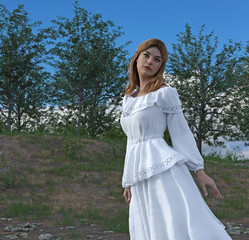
left=147, top=57, right=152, bottom=64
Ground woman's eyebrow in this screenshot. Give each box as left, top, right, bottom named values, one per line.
left=145, top=50, right=162, bottom=58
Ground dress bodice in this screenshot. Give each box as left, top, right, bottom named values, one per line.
left=121, top=87, right=181, bottom=142
left=120, top=86, right=204, bottom=187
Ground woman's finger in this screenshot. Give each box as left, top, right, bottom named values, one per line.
left=123, top=188, right=131, bottom=204
left=201, top=184, right=208, bottom=197
left=211, top=184, right=222, bottom=198
left=127, top=188, right=131, bottom=203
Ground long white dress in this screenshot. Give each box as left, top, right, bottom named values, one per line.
left=120, top=86, right=232, bottom=240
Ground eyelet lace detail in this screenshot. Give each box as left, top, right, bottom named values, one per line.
left=122, top=103, right=182, bottom=117
left=160, top=104, right=182, bottom=112
left=125, top=103, right=154, bottom=111
left=122, top=102, right=154, bottom=117
left=122, top=152, right=182, bottom=184
left=121, top=86, right=183, bottom=117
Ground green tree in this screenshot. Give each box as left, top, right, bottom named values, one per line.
left=223, top=42, right=249, bottom=142
left=165, top=24, right=248, bottom=154
left=46, top=1, right=130, bottom=136
left=0, top=4, right=50, bottom=132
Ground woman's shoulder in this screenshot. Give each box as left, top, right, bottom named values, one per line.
left=158, top=84, right=178, bottom=93
left=157, top=84, right=179, bottom=98
left=159, top=83, right=168, bottom=89
left=155, top=85, right=182, bottom=112
left=131, top=83, right=169, bottom=97
left=124, top=84, right=176, bottom=100
left=121, top=84, right=182, bottom=116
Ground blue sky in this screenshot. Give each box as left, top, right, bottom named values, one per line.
left=1, top=0, right=248, bottom=157
left=1, top=0, right=249, bottom=57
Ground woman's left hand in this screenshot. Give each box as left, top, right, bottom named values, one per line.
left=196, top=169, right=222, bottom=199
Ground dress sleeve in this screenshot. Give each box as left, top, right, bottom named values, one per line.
left=165, top=89, right=204, bottom=172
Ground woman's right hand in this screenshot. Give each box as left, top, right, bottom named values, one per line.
left=123, top=187, right=131, bottom=204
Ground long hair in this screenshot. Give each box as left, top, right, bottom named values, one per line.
left=124, top=38, right=168, bottom=96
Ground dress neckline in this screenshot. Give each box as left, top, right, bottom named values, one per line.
left=127, top=86, right=170, bottom=99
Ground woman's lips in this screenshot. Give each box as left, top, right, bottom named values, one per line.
left=144, top=66, right=151, bottom=70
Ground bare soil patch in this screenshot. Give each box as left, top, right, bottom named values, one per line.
left=0, top=134, right=248, bottom=239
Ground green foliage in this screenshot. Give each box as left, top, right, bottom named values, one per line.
left=164, top=128, right=172, bottom=147
left=101, top=125, right=127, bottom=140
left=0, top=4, right=51, bottom=132
left=0, top=117, right=7, bottom=132
left=166, top=23, right=248, bottom=153
left=45, top=1, right=130, bottom=136
left=52, top=123, right=77, bottom=136
left=223, top=41, right=249, bottom=140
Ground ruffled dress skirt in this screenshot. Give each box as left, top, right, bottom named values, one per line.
left=129, top=163, right=232, bottom=240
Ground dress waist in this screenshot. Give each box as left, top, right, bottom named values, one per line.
left=128, top=134, right=164, bottom=144
left=122, top=137, right=188, bottom=187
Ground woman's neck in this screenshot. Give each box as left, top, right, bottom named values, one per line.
left=139, top=78, right=151, bottom=92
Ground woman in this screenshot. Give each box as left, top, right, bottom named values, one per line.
left=120, top=38, right=232, bottom=240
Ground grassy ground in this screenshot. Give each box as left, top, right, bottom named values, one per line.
left=0, top=133, right=248, bottom=239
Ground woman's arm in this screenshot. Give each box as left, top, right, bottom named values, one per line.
left=166, top=112, right=221, bottom=198
left=166, top=111, right=204, bottom=172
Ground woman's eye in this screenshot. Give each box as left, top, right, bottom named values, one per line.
left=144, top=53, right=149, bottom=57
left=155, top=58, right=161, bottom=63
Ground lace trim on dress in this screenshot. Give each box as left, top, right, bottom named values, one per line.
left=122, top=102, right=154, bottom=117
left=122, top=102, right=182, bottom=117
left=157, top=104, right=182, bottom=112
left=122, top=87, right=183, bottom=117
left=122, top=152, right=183, bottom=183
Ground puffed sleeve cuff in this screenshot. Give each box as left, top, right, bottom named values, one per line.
left=189, top=165, right=205, bottom=173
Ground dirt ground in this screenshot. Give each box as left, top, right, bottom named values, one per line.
left=0, top=135, right=249, bottom=240
left=1, top=218, right=249, bottom=240
left=0, top=218, right=129, bottom=240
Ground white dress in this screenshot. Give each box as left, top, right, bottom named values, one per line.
left=120, top=86, right=232, bottom=240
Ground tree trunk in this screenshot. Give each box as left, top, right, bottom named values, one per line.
left=197, top=138, right=202, bottom=155
left=17, top=113, right=21, bottom=131
left=197, top=97, right=205, bottom=155
left=77, top=96, right=84, bottom=136
left=88, top=88, right=98, bottom=136
left=16, top=106, right=21, bottom=131
left=7, top=99, right=12, bottom=132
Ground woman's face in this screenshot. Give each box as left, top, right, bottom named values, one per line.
left=136, top=47, right=162, bottom=79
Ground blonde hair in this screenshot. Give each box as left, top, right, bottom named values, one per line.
left=124, top=38, right=168, bottom=96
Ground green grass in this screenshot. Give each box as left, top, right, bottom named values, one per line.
left=44, top=178, right=56, bottom=194
left=0, top=168, right=17, bottom=190
left=79, top=202, right=103, bottom=222
left=0, top=133, right=248, bottom=238
left=66, top=230, right=81, bottom=239
left=4, top=202, right=52, bottom=220
left=109, top=189, right=124, bottom=203
left=47, top=163, right=75, bottom=177
left=55, top=206, right=76, bottom=226
left=23, top=166, right=37, bottom=173
left=0, top=155, right=8, bottom=168
left=220, top=171, right=234, bottom=184
left=203, top=152, right=249, bottom=221
left=0, top=194, right=7, bottom=204
left=16, top=175, right=32, bottom=188
left=56, top=203, right=105, bottom=226
left=102, top=208, right=129, bottom=233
